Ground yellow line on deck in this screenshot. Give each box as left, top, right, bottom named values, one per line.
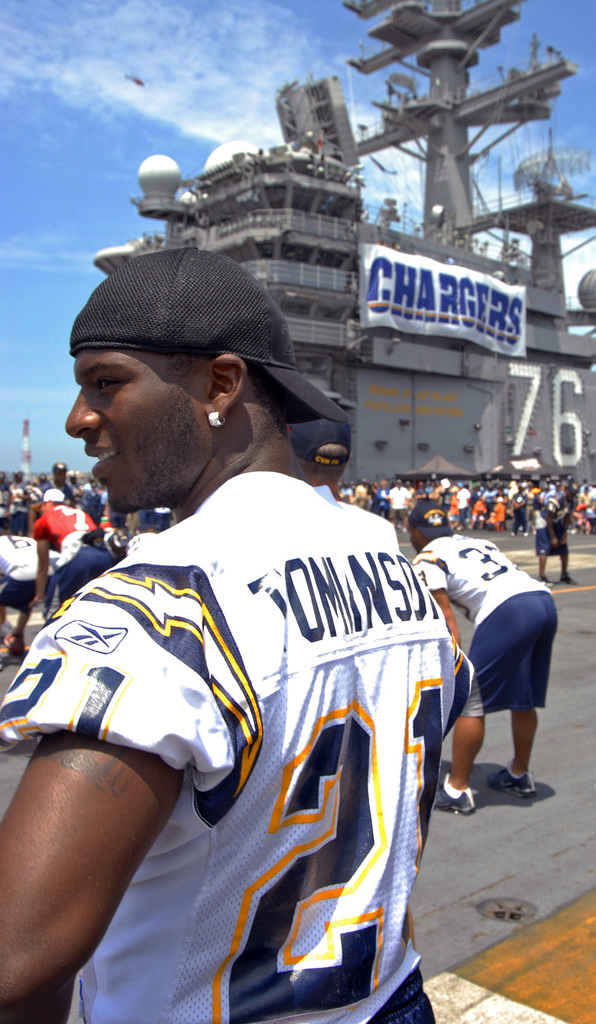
left=454, top=888, right=596, bottom=1024
left=551, top=585, right=596, bottom=594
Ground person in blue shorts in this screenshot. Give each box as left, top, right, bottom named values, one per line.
left=409, top=501, right=557, bottom=815
left=534, top=480, right=578, bottom=585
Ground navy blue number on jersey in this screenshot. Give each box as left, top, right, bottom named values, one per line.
left=0, top=656, right=64, bottom=734
left=224, top=688, right=443, bottom=1022
left=408, top=683, right=442, bottom=859
left=458, top=545, right=509, bottom=582
left=228, top=708, right=381, bottom=1021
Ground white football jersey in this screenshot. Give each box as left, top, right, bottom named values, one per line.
left=314, top=485, right=400, bottom=548
left=411, top=534, right=549, bottom=627
left=0, top=473, right=471, bottom=1024
left=0, top=534, right=60, bottom=581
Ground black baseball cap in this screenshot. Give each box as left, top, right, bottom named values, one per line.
left=408, top=501, right=453, bottom=538
left=52, top=462, right=67, bottom=473
left=70, top=248, right=348, bottom=424
left=288, top=419, right=351, bottom=465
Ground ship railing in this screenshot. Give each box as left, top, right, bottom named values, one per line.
left=283, top=316, right=347, bottom=349
left=474, top=188, right=596, bottom=216
left=365, top=210, right=533, bottom=274
left=216, top=208, right=355, bottom=242
left=242, top=259, right=357, bottom=295
left=432, top=1, right=463, bottom=12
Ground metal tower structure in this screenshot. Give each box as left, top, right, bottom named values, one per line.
left=20, top=419, right=31, bottom=481
left=346, top=0, right=576, bottom=240
left=470, top=139, right=596, bottom=297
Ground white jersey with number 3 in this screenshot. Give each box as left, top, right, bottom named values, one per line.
left=411, top=534, right=548, bottom=626
left=0, top=473, right=471, bottom=1024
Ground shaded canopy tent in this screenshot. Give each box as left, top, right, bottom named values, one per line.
left=402, top=454, right=473, bottom=479
left=487, top=456, right=564, bottom=480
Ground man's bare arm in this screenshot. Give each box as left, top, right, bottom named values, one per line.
left=546, top=508, right=559, bottom=547
left=430, top=587, right=460, bottom=646
left=0, top=731, right=183, bottom=1023
left=32, top=537, right=50, bottom=606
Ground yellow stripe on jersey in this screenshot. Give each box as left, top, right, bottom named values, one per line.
left=201, top=605, right=263, bottom=789
left=283, top=908, right=383, bottom=980
left=88, top=576, right=261, bottom=741
left=84, top=572, right=263, bottom=803
left=405, top=677, right=443, bottom=871
left=82, top=586, right=206, bottom=646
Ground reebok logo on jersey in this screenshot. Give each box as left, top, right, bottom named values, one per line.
left=55, top=620, right=128, bottom=654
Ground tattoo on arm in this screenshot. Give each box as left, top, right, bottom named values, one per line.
left=36, top=732, right=151, bottom=798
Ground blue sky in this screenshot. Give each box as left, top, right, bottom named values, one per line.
left=1, top=0, right=595, bottom=473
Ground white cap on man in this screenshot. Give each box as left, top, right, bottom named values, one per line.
left=43, top=489, right=65, bottom=503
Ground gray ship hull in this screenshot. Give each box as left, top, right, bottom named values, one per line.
left=351, top=360, right=596, bottom=481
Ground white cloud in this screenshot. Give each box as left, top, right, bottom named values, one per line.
left=1, top=0, right=340, bottom=147
left=3, top=0, right=594, bottom=279
left=0, top=232, right=99, bottom=272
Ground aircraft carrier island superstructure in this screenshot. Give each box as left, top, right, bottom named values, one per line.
left=94, top=0, right=596, bottom=481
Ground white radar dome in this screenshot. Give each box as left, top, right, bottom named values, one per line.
left=578, top=269, right=596, bottom=311
left=204, top=140, right=259, bottom=173
left=138, top=155, right=182, bottom=198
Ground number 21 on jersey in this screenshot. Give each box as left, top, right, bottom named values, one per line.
left=216, top=684, right=442, bottom=1023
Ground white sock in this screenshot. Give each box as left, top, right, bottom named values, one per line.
left=443, top=777, right=468, bottom=798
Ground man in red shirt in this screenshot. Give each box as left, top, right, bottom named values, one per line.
left=32, top=488, right=112, bottom=616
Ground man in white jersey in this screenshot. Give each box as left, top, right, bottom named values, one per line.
left=0, top=534, right=61, bottom=656
left=0, top=249, right=471, bottom=1024
left=408, top=502, right=557, bottom=815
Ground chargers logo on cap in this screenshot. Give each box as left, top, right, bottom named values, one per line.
left=424, top=509, right=446, bottom=527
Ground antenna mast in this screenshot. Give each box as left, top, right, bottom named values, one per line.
left=347, top=0, right=577, bottom=240
left=21, top=419, right=31, bottom=481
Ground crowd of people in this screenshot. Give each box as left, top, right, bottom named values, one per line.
left=0, top=462, right=148, bottom=668
left=340, top=474, right=593, bottom=586
left=0, top=464, right=174, bottom=537
left=339, top=475, right=595, bottom=536
left=2, top=466, right=593, bottom=547
left=0, top=464, right=174, bottom=653
left=1, top=466, right=591, bottom=667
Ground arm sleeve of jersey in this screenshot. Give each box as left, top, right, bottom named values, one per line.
left=411, top=554, right=448, bottom=592
left=0, top=561, right=263, bottom=816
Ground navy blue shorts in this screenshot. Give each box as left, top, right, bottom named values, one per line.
left=8, top=512, right=28, bottom=535
left=370, top=969, right=435, bottom=1024
left=0, top=575, right=35, bottom=613
left=535, top=521, right=567, bottom=557
left=468, top=591, right=557, bottom=713
left=54, top=547, right=112, bottom=604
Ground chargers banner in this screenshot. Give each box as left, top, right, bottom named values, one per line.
left=359, top=243, right=526, bottom=358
